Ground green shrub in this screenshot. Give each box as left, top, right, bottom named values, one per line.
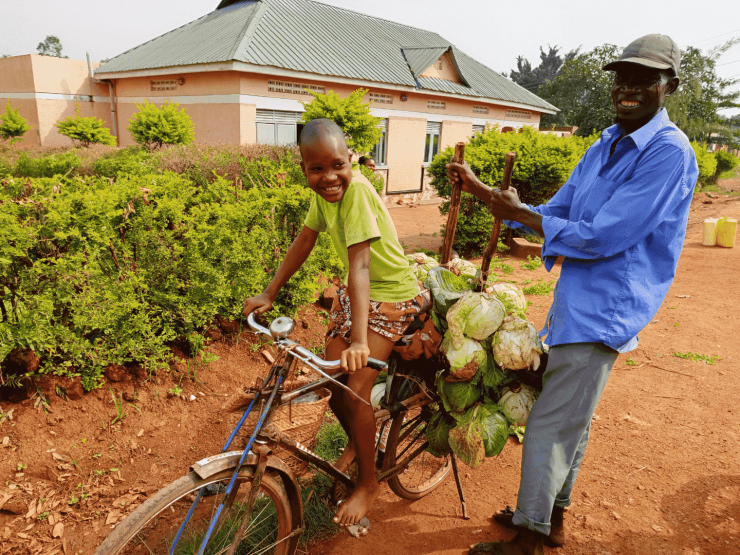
left=0, top=101, right=31, bottom=145
left=0, top=149, right=342, bottom=389
left=359, top=163, right=384, bottom=195
left=691, top=142, right=717, bottom=186
left=714, top=150, right=739, bottom=181
left=127, top=100, right=195, bottom=150
left=13, top=151, right=81, bottom=178
left=427, top=127, right=595, bottom=256
left=92, top=147, right=158, bottom=178
left=56, top=105, right=116, bottom=147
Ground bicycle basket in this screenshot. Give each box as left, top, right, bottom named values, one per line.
left=227, top=387, right=332, bottom=476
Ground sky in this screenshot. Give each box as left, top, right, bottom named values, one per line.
left=2, top=0, right=739, bottom=115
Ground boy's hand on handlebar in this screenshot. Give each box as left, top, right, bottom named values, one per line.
left=243, top=293, right=273, bottom=318
left=340, top=342, right=370, bottom=374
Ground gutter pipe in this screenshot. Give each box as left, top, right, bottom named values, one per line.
left=87, top=51, right=119, bottom=146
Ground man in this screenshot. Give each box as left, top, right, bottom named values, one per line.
left=446, top=34, right=698, bottom=555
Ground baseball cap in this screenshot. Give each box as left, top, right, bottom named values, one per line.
left=603, top=34, right=680, bottom=76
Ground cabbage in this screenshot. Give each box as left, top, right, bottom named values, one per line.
left=424, top=266, right=473, bottom=318
left=405, top=253, right=439, bottom=281
left=440, top=332, right=487, bottom=381
left=479, top=401, right=510, bottom=457
left=481, top=353, right=511, bottom=389
left=425, top=410, right=455, bottom=457
left=448, top=257, right=480, bottom=284
left=499, top=382, right=539, bottom=425
left=437, top=374, right=481, bottom=414
left=488, top=283, right=527, bottom=317
left=447, top=405, right=486, bottom=469
left=447, top=292, right=506, bottom=347
left=370, top=383, right=386, bottom=410
left=491, top=315, right=544, bottom=370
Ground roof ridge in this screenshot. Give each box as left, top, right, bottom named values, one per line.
left=227, top=1, right=268, bottom=60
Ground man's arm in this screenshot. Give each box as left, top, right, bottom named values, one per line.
left=242, top=225, right=319, bottom=316
left=341, top=239, right=372, bottom=374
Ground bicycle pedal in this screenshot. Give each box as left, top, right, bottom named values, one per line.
left=347, top=517, right=371, bottom=538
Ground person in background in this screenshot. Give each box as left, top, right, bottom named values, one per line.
left=447, top=34, right=698, bottom=555
left=358, top=155, right=376, bottom=171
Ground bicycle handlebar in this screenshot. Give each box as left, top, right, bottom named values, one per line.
left=246, top=312, right=387, bottom=372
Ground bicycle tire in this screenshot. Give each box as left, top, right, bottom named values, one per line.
left=94, top=469, right=296, bottom=555
left=382, top=364, right=452, bottom=501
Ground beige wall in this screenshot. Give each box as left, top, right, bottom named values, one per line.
left=386, top=116, right=426, bottom=193
left=441, top=119, right=473, bottom=150
left=419, top=53, right=461, bottom=83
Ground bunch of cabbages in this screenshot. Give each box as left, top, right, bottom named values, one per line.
left=406, top=254, right=545, bottom=469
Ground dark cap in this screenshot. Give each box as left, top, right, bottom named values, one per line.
left=603, top=34, right=680, bottom=76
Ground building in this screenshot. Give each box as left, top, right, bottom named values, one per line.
left=1, top=0, right=557, bottom=200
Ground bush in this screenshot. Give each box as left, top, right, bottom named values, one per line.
left=0, top=148, right=342, bottom=389
left=56, top=105, right=116, bottom=147
left=127, top=100, right=195, bottom=150
left=0, top=101, right=31, bottom=145
left=714, top=150, right=739, bottom=180
left=13, top=151, right=81, bottom=178
left=92, top=146, right=158, bottom=178
left=427, top=127, right=595, bottom=255
left=691, top=142, right=717, bottom=186
left=359, top=163, right=385, bottom=195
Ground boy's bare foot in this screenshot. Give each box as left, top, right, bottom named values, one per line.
left=469, top=530, right=545, bottom=555
left=333, top=481, right=380, bottom=526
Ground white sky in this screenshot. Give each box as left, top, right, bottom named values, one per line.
left=2, top=0, right=739, bottom=115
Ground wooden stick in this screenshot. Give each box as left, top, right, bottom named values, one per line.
left=440, top=142, right=466, bottom=265
left=476, top=152, right=516, bottom=292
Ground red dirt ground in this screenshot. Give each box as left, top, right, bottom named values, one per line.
left=1, top=185, right=739, bottom=555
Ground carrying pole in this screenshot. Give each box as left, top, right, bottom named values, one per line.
left=440, top=142, right=466, bottom=265
left=476, top=151, right=516, bottom=292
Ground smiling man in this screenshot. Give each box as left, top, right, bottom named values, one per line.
left=447, top=35, right=698, bottom=555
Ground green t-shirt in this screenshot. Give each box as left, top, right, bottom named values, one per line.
left=304, top=169, right=419, bottom=303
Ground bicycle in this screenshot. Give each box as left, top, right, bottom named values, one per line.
left=94, top=311, right=469, bottom=555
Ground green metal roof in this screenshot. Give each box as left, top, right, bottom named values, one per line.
left=97, top=0, right=557, bottom=113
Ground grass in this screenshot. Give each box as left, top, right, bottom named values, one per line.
left=672, top=352, right=721, bottom=365
left=625, top=358, right=638, bottom=366
left=520, top=256, right=543, bottom=271
left=522, top=281, right=554, bottom=296
left=490, top=260, right=514, bottom=275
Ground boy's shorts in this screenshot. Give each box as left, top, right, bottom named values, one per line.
left=327, top=285, right=426, bottom=344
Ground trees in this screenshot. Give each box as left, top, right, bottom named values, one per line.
left=509, top=46, right=579, bottom=95
left=300, top=88, right=381, bottom=157
left=56, top=104, right=116, bottom=147
left=36, top=35, right=67, bottom=58
left=536, top=45, right=620, bottom=135
left=0, top=101, right=31, bottom=145
left=127, top=101, right=194, bottom=150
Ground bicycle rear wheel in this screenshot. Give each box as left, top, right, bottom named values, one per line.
left=94, top=470, right=296, bottom=555
left=382, top=360, right=452, bottom=500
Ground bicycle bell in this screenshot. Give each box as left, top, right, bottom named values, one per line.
left=269, top=317, right=295, bottom=339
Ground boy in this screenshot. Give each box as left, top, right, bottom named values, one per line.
left=243, top=118, right=423, bottom=527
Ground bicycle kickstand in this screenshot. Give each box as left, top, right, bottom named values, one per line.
left=450, top=454, right=470, bottom=520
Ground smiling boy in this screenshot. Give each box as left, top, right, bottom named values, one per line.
left=243, top=118, right=422, bottom=527
left=447, top=35, right=698, bottom=555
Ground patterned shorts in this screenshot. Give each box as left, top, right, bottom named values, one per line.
left=327, top=285, right=426, bottom=343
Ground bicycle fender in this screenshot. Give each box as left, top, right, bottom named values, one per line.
left=190, top=451, right=304, bottom=547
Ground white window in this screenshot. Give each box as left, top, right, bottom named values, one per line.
left=424, top=122, right=441, bottom=165
left=369, top=92, right=393, bottom=105
left=427, top=100, right=446, bottom=110
left=472, top=124, right=485, bottom=136
left=370, top=119, right=388, bottom=166
left=256, top=109, right=302, bottom=146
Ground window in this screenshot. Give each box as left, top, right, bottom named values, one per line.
left=473, top=105, right=489, bottom=115
left=255, top=109, right=302, bottom=146
left=369, top=92, right=393, bottom=105
left=505, top=109, right=532, bottom=120
left=370, top=119, right=388, bottom=166
left=436, top=60, right=443, bottom=70
left=427, top=100, right=446, bottom=110
left=424, top=122, right=441, bottom=165
left=268, top=80, right=325, bottom=96
left=472, top=124, right=485, bottom=136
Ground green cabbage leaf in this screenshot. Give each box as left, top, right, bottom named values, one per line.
left=446, top=291, right=506, bottom=347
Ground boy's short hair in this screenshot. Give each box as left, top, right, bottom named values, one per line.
left=298, top=118, right=347, bottom=151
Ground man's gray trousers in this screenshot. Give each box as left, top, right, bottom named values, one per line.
left=512, top=342, right=619, bottom=536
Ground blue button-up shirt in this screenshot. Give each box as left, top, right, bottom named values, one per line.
left=507, top=109, right=698, bottom=352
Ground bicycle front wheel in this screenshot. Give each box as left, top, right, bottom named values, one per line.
left=94, top=470, right=296, bottom=555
